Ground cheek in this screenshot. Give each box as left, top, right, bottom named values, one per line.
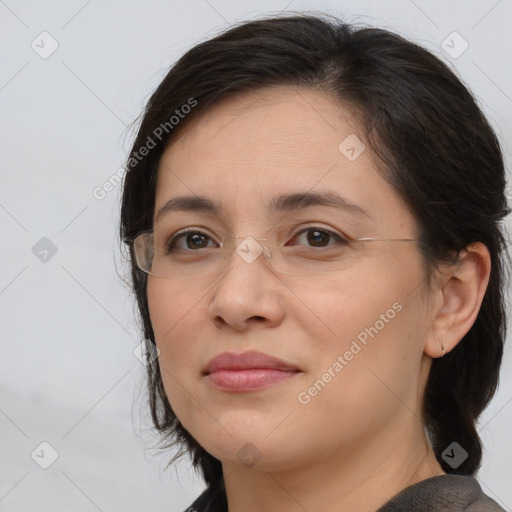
left=290, top=290, right=424, bottom=451
left=294, top=258, right=428, bottom=392
left=290, top=266, right=411, bottom=347
left=147, top=279, right=204, bottom=374
left=147, top=280, right=210, bottom=432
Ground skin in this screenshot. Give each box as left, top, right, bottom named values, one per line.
left=146, top=86, right=491, bottom=511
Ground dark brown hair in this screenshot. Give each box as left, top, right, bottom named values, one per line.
left=119, top=12, right=511, bottom=504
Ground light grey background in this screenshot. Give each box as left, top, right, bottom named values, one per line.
left=1, top=1, right=511, bottom=511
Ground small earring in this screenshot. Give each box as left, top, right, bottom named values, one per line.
left=440, top=339, right=446, bottom=357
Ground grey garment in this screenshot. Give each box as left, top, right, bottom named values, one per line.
left=376, top=474, right=506, bottom=512
left=184, top=474, right=506, bottom=512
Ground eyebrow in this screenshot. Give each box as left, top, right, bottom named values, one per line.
left=155, top=191, right=371, bottom=222
left=269, top=191, right=370, bottom=218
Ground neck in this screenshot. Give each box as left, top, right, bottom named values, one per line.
left=222, top=415, right=444, bottom=512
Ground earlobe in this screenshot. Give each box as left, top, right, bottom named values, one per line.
left=425, top=242, right=491, bottom=358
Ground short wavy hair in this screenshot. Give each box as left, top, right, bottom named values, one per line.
left=119, top=12, right=511, bottom=500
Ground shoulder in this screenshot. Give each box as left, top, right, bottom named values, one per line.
left=377, top=474, right=506, bottom=512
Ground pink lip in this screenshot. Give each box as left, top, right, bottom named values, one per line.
left=204, top=351, right=300, bottom=392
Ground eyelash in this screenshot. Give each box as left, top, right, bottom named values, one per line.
left=165, top=226, right=350, bottom=252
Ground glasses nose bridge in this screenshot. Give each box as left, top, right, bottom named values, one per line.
left=224, top=235, right=273, bottom=270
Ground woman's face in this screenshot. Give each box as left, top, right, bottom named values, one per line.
left=147, top=87, right=435, bottom=471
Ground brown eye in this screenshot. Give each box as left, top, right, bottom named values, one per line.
left=290, top=227, right=348, bottom=248
left=185, top=232, right=210, bottom=249
left=306, top=229, right=330, bottom=247
left=166, top=230, right=215, bottom=252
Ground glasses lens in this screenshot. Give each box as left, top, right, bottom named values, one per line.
left=264, top=243, right=358, bottom=275
left=133, top=233, right=153, bottom=274
left=134, top=231, right=229, bottom=277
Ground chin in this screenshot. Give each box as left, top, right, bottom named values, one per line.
left=203, top=435, right=302, bottom=472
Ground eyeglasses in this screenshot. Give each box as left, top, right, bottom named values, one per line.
left=123, top=224, right=419, bottom=278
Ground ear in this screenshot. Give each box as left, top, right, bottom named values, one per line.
left=424, top=242, right=491, bottom=358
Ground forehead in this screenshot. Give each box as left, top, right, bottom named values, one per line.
left=165, top=86, right=359, bottom=164
left=154, top=87, right=415, bottom=233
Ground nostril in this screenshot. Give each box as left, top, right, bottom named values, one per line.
left=213, top=316, right=227, bottom=328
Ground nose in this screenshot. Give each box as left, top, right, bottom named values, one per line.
left=207, top=239, right=286, bottom=332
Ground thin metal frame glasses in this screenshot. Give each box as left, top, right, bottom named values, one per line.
left=123, top=227, right=419, bottom=278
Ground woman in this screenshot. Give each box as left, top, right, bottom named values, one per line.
left=120, top=13, right=510, bottom=511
